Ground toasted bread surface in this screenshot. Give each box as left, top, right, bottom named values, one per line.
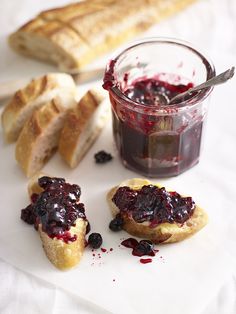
left=107, top=179, right=208, bottom=244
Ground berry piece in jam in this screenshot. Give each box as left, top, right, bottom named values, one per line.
left=86, top=221, right=91, bottom=234
left=21, top=204, right=36, bottom=225
left=121, top=238, right=139, bottom=248
left=20, top=177, right=86, bottom=243
left=88, top=233, right=103, bottom=249
left=112, top=185, right=195, bottom=226
left=132, top=240, right=155, bottom=257
left=94, top=150, right=113, bottom=164
left=121, top=238, right=156, bottom=257
left=38, top=176, right=65, bottom=189
left=109, top=214, right=124, bottom=231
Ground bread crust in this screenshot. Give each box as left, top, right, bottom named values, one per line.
left=38, top=219, right=87, bottom=270
left=15, top=96, right=75, bottom=177
left=9, top=0, right=197, bottom=72
left=107, top=179, right=208, bottom=244
left=27, top=173, right=87, bottom=270
left=59, top=89, right=108, bottom=168
left=1, top=73, right=76, bottom=143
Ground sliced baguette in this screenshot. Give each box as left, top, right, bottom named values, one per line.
left=15, top=95, right=76, bottom=177
left=1, top=73, right=76, bottom=143
left=9, top=0, right=196, bottom=72
left=38, top=218, right=86, bottom=270
left=107, top=178, right=208, bottom=244
left=59, top=89, right=109, bottom=168
left=27, top=173, right=87, bottom=270
left=27, top=171, right=47, bottom=196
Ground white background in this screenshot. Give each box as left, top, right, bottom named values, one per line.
left=0, top=0, right=236, bottom=313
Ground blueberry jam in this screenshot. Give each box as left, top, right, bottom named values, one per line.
left=113, top=185, right=195, bottom=226
left=88, top=233, right=103, bottom=249
left=104, top=70, right=205, bottom=177
left=109, top=214, right=124, bottom=231
left=121, top=238, right=156, bottom=257
left=21, top=176, right=87, bottom=243
left=124, top=78, right=193, bottom=107
left=94, top=150, right=113, bottom=164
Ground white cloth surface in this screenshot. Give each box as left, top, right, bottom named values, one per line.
left=0, top=0, right=236, bottom=313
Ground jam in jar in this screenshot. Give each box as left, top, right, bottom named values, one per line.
left=103, top=39, right=215, bottom=177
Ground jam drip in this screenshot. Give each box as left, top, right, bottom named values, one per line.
left=112, top=185, right=195, bottom=226
left=21, top=176, right=86, bottom=243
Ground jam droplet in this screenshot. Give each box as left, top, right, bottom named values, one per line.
left=140, top=258, right=152, bottom=264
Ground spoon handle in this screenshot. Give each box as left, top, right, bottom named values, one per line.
left=169, top=66, right=235, bottom=105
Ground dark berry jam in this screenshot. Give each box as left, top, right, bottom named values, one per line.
left=121, top=238, right=139, bottom=248
left=140, top=258, right=152, bottom=264
left=124, top=78, right=193, bottom=107
left=94, top=150, right=113, bottom=164
left=113, top=185, right=195, bottom=226
left=21, top=176, right=86, bottom=243
left=107, top=75, right=204, bottom=177
left=121, top=238, right=156, bottom=257
left=88, top=233, right=103, bottom=249
left=109, top=214, right=124, bottom=231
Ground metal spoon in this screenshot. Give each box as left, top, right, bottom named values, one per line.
left=164, top=66, right=235, bottom=106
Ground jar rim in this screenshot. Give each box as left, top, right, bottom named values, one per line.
left=106, top=37, right=216, bottom=113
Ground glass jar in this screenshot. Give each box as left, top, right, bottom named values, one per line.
left=103, top=38, right=215, bottom=177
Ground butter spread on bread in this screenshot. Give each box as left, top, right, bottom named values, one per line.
left=9, top=0, right=197, bottom=72
left=21, top=175, right=88, bottom=270
left=107, top=178, right=208, bottom=243
left=1, top=73, right=76, bottom=143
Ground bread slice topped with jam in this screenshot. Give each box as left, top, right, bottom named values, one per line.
left=107, top=178, right=208, bottom=243
left=21, top=174, right=88, bottom=270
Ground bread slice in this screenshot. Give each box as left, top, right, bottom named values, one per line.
left=15, top=95, right=76, bottom=177
left=1, top=73, right=76, bottom=143
left=38, top=218, right=86, bottom=270
left=8, top=0, right=196, bottom=72
left=107, top=178, right=208, bottom=244
left=59, top=89, right=109, bottom=168
left=27, top=171, right=46, bottom=196
left=27, top=173, right=87, bottom=270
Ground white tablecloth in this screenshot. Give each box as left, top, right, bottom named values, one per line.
left=0, top=0, right=236, bottom=313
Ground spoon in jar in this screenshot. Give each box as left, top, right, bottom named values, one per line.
left=159, top=66, right=235, bottom=106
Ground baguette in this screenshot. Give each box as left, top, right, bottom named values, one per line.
left=38, top=219, right=87, bottom=270
left=1, top=73, right=76, bottom=143
left=9, top=0, right=196, bottom=72
left=59, top=89, right=109, bottom=168
left=27, top=171, right=46, bottom=196
left=24, top=173, right=87, bottom=270
left=107, top=178, right=208, bottom=244
left=15, top=95, right=76, bottom=177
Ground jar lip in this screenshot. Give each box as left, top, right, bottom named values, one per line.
left=106, top=37, right=216, bottom=113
